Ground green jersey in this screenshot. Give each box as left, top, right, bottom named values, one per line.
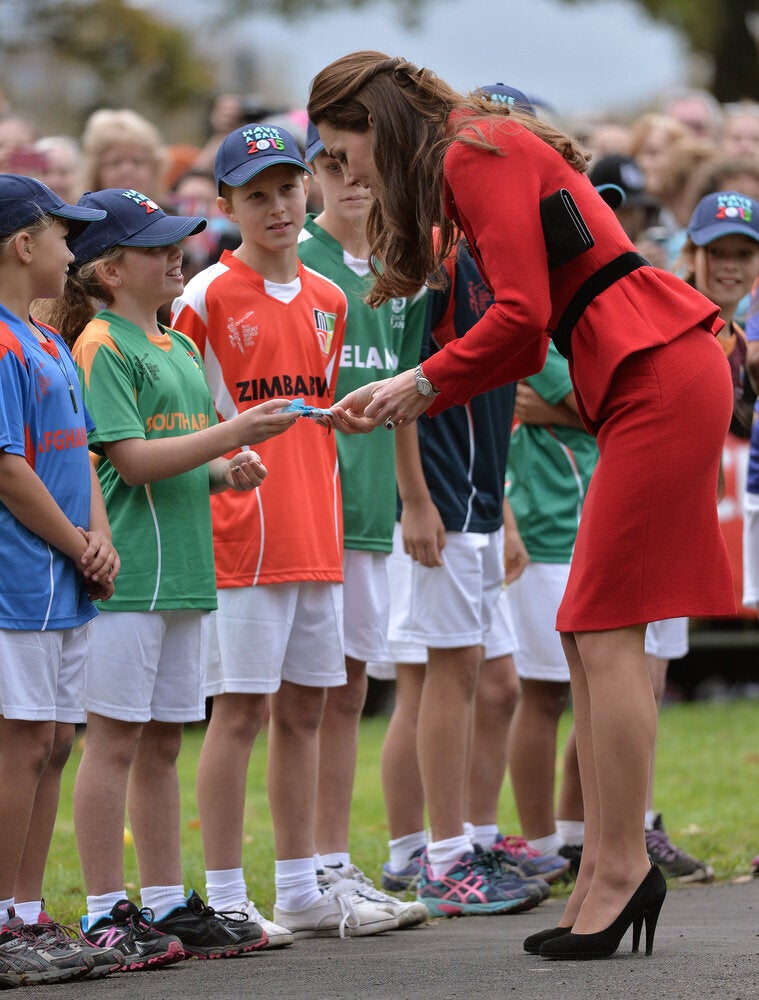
left=74, top=311, right=218, bottom=610
left=299, top=216, right=425, bottom=551
left=507, top=344, right=599, bottom=563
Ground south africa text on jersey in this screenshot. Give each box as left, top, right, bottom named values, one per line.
left=236, top=374, right=330, bottom=402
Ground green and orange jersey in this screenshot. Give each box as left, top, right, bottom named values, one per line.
left=73, top=312, right=218, bottom=611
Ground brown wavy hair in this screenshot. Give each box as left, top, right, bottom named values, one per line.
left=32, top=249, right=123, bottom=347
left=308, top=51, right=588, bottom=305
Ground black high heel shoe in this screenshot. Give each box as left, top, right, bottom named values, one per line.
left=523, top=925, right=572, bottom=954
left=539, top=865, right=666, bottom=960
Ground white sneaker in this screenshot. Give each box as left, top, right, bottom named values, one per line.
left=236, top=901, right=294, bottom=949
left=273, top=883, right=399, bottom=939
left=319, top=863, right=428, bottom=929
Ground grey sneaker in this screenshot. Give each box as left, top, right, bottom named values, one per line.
left=474, top=844, right=551, bottom=901
left=32, top=905, right=124, bottom=979
left=381, top=846, right=426, bottom=892
left=0, top=909, right=86, bottom=986
left=645, top=813, right=714, bottom=883
left=417, top=850, right=544, bottom=917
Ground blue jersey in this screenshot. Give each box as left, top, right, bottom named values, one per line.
left=0, top=306, right=96, bottom=629
left=409, top=242, right=515, bottom=532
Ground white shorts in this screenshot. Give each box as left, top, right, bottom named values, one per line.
left=366, top=526, right=515, bottom=679
left=0, top=623, right=89, bottom=722
left=343, top=549, right=390, bottom=663
left=208, top=582, right=346, bottom=695
left=509, top=562, right=571, bottom=683
left=743, top=489, right=759, bottom=608
left=389, top=524, right=505, bottom=648
left=85, top=610, right=209, bottom=723
left=645, top=617, right=689, bottom=660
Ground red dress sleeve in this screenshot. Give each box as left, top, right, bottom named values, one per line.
left=424, top=124, right=551, bottom=411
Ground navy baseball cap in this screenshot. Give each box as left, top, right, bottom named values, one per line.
left=70, top=188, right=206, bottom=268
left=305, top=120, right=325, bottom=163
left=687, top=191, right=759, bottom=246
left=214, top=122, right=311, bottom=192
left=0, top=173, right=106, bottom=240
left=478, top=83, right=536, bottom=117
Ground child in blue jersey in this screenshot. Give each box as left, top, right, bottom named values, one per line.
left=47, top=188, right=296, bottom=969
left=297, top=121, right=428, bottom=928
left=0, top=174, right=121, bottom=986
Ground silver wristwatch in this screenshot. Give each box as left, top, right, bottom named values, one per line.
left=414, top=364, right=439, bottom=398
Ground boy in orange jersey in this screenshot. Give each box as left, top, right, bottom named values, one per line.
left=170, top=123, right=398, bottom=942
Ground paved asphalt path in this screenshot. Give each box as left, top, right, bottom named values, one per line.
left=29, top=877, right=758, bottom=999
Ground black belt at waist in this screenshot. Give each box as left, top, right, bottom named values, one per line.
left=550, top=251, right=650, bottom=360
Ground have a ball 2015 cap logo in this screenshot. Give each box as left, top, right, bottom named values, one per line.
left=214, top=123, right=311, bottom=191
left=688, top=190, right=759, bottom=246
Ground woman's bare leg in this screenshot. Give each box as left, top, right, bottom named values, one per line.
left=567, top=624, right=655, bottom=935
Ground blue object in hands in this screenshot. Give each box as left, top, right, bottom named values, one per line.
left=281, top=397, right=334, bottom=421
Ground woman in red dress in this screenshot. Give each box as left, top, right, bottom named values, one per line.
left=308, top=51, right=736, bottom=960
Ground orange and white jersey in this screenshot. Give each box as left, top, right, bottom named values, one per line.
left=171, top=250, right=347, bottom=587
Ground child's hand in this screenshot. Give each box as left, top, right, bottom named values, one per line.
left=77, top=526, right=120, bottom=585
left=233, top=399, right=298, bottom=445
left=504, top=528, right=530, bottom=584
left=514, top=382, right=554, bottom=425
left=225, top=451, right=267, bottom=491
left=86, top=578, right=116, bottom=602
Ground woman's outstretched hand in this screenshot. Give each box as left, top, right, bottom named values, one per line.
left=331, top=370, right=434, bottom=433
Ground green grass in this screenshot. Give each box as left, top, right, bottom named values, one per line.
left=46, top=697, right=759, bottom=924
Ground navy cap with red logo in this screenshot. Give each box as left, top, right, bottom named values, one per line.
left=214, top=122, right=311, bottom=192
left=687, top=190, right=759, bottom=246
left=69, top=188, right=206, bottom=268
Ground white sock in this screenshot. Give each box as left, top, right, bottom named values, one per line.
left=205, top=867, right=248, bottom=911
left=528, top=832, right=563, bottom=857
left=644, top=810, right=657, bottom=831
left=140, top=885, right=186, bottom=921
left=13, top=901, right=41, bottom=924
left=388, top=831, right=427, bottom=872
left=471, top=823, right=499, bottom=850
left=275, top=858, right=321, bottom=911
left=427, top=834, right=472, bottom=879
left=320, top=852, right=350, bottom=870
left=86, top=891, right=127, bottom=926
left=0, top=899, right=15, bottom=926
left=556, top=820, right=585, bottom=847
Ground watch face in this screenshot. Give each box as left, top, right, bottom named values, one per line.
left=415, top=366, right=432, bottom=396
